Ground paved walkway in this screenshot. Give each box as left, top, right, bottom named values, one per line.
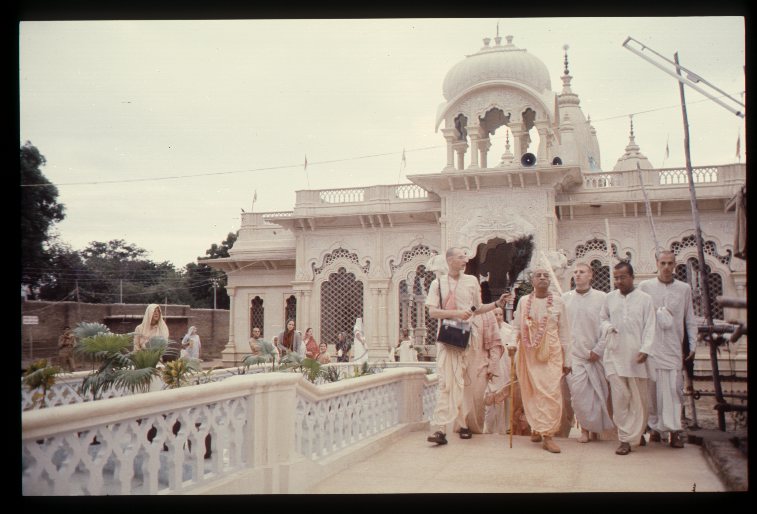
left=308, top=428, right=727, bottom=494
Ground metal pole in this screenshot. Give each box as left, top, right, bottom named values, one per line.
left=674, top=52, right=725, bottom=430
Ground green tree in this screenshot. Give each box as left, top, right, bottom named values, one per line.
left=185, top=232, right=237, bottom=309
left=36, top=237, right=87, bottom=301
left=20, top=142, right=65, bottom=291
left=75, top=239, right=190, bottom=304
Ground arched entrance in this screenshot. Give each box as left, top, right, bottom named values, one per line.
left=465, top=236, right=534, bottom=304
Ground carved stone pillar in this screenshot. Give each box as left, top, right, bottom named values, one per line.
left=221, top=286, right=243, bottom=367
left=509, top=122, right=527, bottom=160
left=453, top=141, right=468, bottom=171
left=414, top=294, right=427, bottom=345
left=467, top=124, right=481, bottom=169
left=536, top=122, right=550, bottom=165
left=441, top=127, right=457, bottom=171
left=480, top=136, right=492, bottom=169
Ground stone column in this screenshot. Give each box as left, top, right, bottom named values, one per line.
left=480, top=136, right=492, bottom=169
left=414, top=294, right=427, bottom=345
left=509, top=122, right=527, bottom=161
left=441, top=128, right=457, bottom=171
left=453, top=141, right=468, bottom=170
left=467, top=124, right=481, bottom=169
left=368, top=278, right=391, bottom=359
left=536, top=122, right=550, bottom=165
left=221, top=286, right=243, bottom=367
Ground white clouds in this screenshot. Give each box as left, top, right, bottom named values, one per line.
left=19, top=17, right=745, bottom=268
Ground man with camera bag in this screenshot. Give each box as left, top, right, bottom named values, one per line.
left=425, top=247, right=511, bottom=445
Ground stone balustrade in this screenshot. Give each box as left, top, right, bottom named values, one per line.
left=22, top=366, right=436, bottom=495
left=583, top=164, right=740, bottom=190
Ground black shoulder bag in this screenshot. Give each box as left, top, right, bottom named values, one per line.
left=436, top=279, right=471, bottom=349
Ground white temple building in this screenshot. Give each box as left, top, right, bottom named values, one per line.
left=202, top=35, right=746, bottom=367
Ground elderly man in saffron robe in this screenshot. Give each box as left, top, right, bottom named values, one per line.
left=508, top=263, right=572, bottom=453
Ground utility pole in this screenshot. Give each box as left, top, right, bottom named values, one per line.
left=622, top=36, right=744, bottom=431
left=211, top=279, right=219, bottom=310
left=75, top=278, right=81, bottom=322
left=120, top=279, right=123, bottom=304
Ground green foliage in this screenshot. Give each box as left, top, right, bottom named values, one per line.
left=23, top=358, right=65, bottom=408
left=320, top=365, right=342, bottom=383
left=74, top=332, right=132, bottom=362
left=20, top=142, right=66, bottom=290
left=352, top=361, right=374, bottom=378
left=241, top=339, right=278, bottom=371
left=299, top=358, right=322, bottom=383
left=161, top=358, right=202, bottom=389
left=77, top=333, right=169, bottom=398
left=73, top=322, right=111, bottom=340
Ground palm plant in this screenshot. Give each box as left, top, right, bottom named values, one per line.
left=72, top=321, right=112, bottom=371
left=78, top=334, right=168, bottom=399
left=161, top=357, right=202, bottom=389
left=241, top=339, right=278, bottom=372
left=23, top=358, right=64, bottom=408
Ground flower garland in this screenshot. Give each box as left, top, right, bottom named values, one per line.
left=521, top=293, right=553, bottom=348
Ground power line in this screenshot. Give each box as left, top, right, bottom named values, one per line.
left=20, top=88, right=743, bottom=190
left=20, top=145, right=442, bottom=188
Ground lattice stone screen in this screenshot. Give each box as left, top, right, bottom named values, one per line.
left=675, top=258, right=724, bottom=320
left=398, top=264, right=438, bottom=345
left=285, top=295, right=297, bottom=326
left=320, top=267, right=364, bottom=345
left=250, top=296, right=264, bottom=337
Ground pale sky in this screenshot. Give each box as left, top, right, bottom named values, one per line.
left=19, top=17, right=746, bottom=269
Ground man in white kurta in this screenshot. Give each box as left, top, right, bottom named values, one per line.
left=509, top=266, right=572, bottom=453
left=638, top=251, right=698, bottom=448
left=425, top=247, right=509, bottom=445
left=563, top=263, right=614, bottom=442
left=598, top=262, right=656, bottom=455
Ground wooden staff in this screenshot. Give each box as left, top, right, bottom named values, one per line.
left=508, top=347, right=517, bottom=448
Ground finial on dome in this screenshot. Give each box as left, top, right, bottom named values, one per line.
left=629, top=114, right=634, bottom=137
left=483, top=37, right=491, bottom=47
left=563, top=44, right=570, bottom=75
left=506, top=35, right=514, bottom=45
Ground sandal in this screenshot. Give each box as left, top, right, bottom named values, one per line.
left=615, top=442, right=631, bottom=455
left=427, top=431, right=448, bottom=445
left=459, top=427, right=472, bottom=439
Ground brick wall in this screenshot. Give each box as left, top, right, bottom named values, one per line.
left=21, top=301, right=228, bottom=364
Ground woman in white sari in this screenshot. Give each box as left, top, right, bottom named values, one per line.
left=133, top=304, right=169, bottom=351
left=352, top=318, right=369, bottom=364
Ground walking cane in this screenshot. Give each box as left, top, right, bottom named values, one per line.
left=508, top=347, right=517, bottom=448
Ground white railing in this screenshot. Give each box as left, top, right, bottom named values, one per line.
left=319, top=188, right=365, bottom=204
left=393, top=184, right=429, bottom=199
left=583, top=165, right=733, bottom=190
left=22, top=366, right=437, bottom=495
left=21, top=367, right=251, bottom=411
left=658, top=166, right=719, bottom=185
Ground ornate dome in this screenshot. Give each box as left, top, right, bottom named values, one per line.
left=442, top=35, right=552, bottom=101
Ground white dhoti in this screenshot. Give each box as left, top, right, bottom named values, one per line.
left=607, top=374, right=648, bottom=445
left=567, top=358, right=615, bottom=434
left=430, top=342, right=468, bottom=432
left=648, top=368, right=684, bottom=434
